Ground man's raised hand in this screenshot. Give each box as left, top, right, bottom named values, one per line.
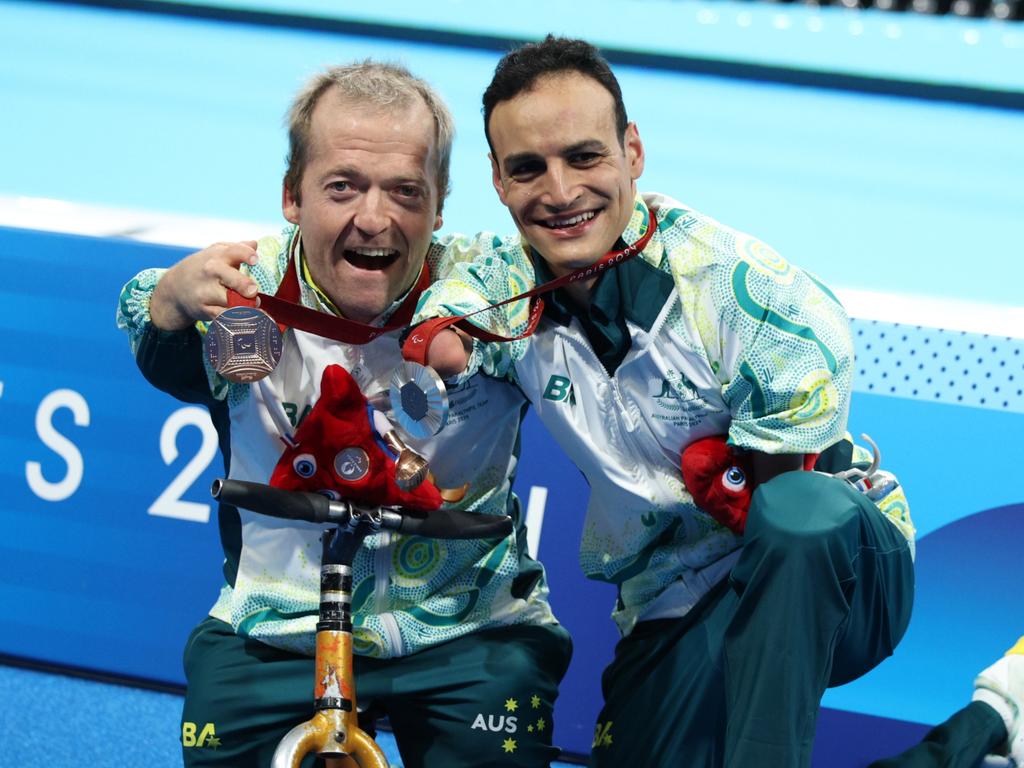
left=426, top=328, right=472, bottom=380
left=149, top=241, right=260, bottom=331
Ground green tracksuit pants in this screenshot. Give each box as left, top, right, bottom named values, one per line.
left=589, top=471, right=915, bottom=768
left=180, top=617, right=571, bottom=768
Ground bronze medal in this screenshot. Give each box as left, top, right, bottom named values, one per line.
left=205, top=306, right=283, bottom=383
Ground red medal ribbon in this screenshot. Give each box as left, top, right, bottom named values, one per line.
left=227, top=237, right=430, bottom=345
left=402, top=206, right=658, bottom=366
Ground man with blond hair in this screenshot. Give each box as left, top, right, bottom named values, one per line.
left=117, top=61, right=569, bottom=768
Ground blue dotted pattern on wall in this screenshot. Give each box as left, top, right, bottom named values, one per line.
left=851, top=319, right=1024, bottom=414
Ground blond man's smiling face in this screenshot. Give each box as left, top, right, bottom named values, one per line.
left=283, top=90, right=442, bottom=322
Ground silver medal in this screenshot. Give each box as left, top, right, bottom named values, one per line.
left=388, top=362, right=449, bottom=439
left=205, top=306, right=283, bottom=383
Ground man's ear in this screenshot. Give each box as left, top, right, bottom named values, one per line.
left=433, top=213, right=443, bottom=232
left=282, top=182, right=300, bottom=225
left=489, top=153, right=508, bottom=206
left=624, top=122, right=645, bottom=182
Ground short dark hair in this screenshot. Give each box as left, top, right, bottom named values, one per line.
left=482, top=36, right=628, bottom=154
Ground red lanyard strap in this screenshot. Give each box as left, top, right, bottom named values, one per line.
left=227, top=242, right=430, bottom=345
left=402, top=207, right=657, bottom=366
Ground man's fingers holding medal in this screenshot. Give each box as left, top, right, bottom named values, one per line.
left=205, top=240, right=260, bottom=304
left=150, top=240, right=260, bottom=331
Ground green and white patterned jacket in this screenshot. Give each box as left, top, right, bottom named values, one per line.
left=415, top=192, right=914, bottom=636
left=117, top=227, right=557, bottom=658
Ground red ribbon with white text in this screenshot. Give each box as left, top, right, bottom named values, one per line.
left=402, top=206, right=657, bottom=365
left=227, top=238, right=430, bottom=345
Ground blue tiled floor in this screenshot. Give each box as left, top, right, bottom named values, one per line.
left=0, top=663, right=580, bottom=767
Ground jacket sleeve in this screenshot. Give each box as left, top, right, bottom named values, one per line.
left=116, top=267, right=225, bottom=406
left=669, top=221, right=854, bottom=456
left=417, top=233, right=538, bottom=381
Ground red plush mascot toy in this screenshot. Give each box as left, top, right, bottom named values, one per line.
left=270, top=364, right=443, bottom=512
left=681, top=436, right=816, bottom=535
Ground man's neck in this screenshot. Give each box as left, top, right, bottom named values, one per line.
left=562, top=277, right=596, bottom=309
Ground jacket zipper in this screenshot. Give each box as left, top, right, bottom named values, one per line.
left=373, top=532, right=404, bottom=656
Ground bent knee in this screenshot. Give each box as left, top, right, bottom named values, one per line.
left=746, top=471, right=868, bottom=550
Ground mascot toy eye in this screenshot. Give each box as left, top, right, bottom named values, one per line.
left=292, top=453, right=317, bottom=479
left=722, top=466, right=747, bottom=492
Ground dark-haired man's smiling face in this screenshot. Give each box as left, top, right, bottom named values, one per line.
left=488, top=71, right=644, bottom=279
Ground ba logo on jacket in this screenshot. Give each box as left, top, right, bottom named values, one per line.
left=542, top=375, right=575, bottom=405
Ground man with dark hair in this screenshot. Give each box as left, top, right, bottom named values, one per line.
left=117, top=61, right=570, bottom=768
left=481, top=36, right=628, bottom=152
left=414, top=36, right=1021, bottom=768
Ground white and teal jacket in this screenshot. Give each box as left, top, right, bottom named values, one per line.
left=117, top=226, right=557, bottom=659
left=416, top=192, right=914, bottom=637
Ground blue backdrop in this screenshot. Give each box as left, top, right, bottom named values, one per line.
left=1, top=1, right=1022, bottom=762
left=1, top=225, right=1021, bottom=763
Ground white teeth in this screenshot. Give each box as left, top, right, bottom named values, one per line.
left=350, top=248, right=398, bottom=258
left=546, top=211, right=596, bottom=228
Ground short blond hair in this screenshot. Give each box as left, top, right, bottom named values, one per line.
left=284, top=61, right=454, bottom=213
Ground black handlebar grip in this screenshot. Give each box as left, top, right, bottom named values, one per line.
left=212, top=479, right=511, bottom=539
left=211, top=478, right=334, bottom=524
left=397, top=508, right=513, bottom=540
